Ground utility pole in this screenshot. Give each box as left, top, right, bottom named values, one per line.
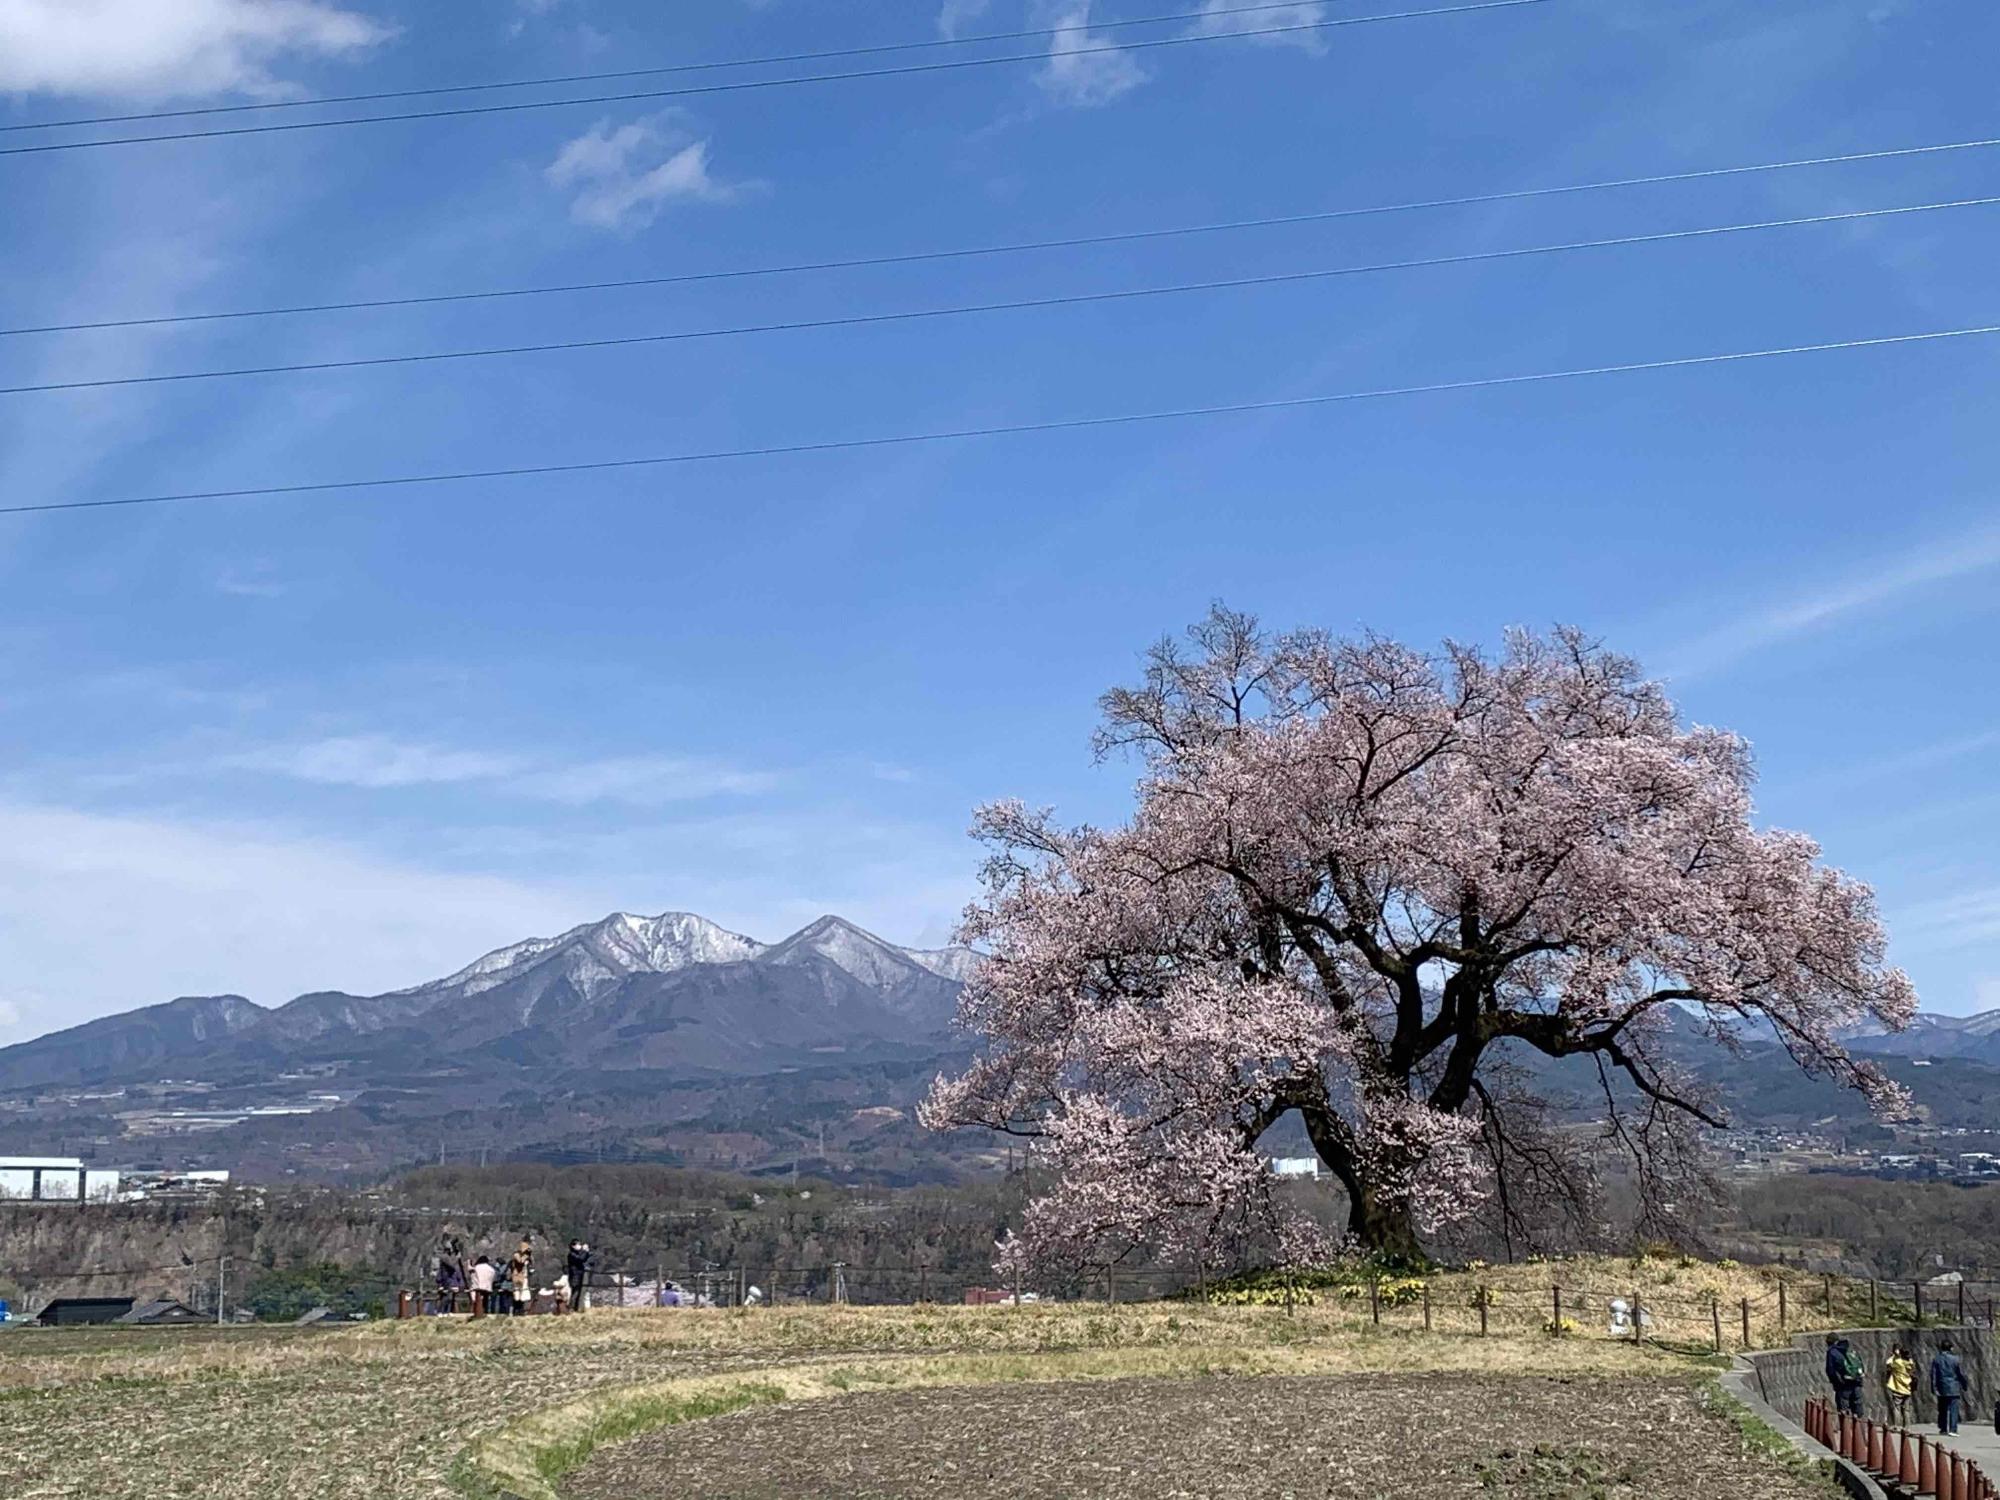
left=216, top=1256, right=227, bottom=1327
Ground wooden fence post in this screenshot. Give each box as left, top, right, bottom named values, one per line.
left=1741, top=1297, right=1751, bottom=1348
left=1422, top=1281, right=1431, bottom=1331
left=1712, top=1297, right=1722, bottom=1353
left=1915, top=1283, right=1923, bottom=1324
left=1553, top=1286, right=1563, bottom=1337
left=1870, top=1279, right=1879, bottom=1324
left=1370, top=1276, right=1381, bottom=1326
left=1779, top=1281, right=1788, bottom=1331
left=1479, top=1286, right=1489, bottom=1337
left=1958, top=1279, right=1966, bottom=1325
left=1633, top=1289, right=1644, bottom=1343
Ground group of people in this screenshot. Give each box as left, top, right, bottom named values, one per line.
left=1826, top=1334, right=1972, bottom=1435
left=435, top=1234, right=594, bottom=1318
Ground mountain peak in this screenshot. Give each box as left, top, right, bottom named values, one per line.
left=763, top=914, right=926, bottom=988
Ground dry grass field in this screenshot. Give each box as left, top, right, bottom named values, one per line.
left=0, top=1255, right=1849, bottom=1500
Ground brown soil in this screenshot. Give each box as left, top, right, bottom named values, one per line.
left=565, top=1373, right=1830, bottom=1500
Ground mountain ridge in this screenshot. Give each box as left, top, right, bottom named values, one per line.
left=0, top=910, right=981, bottom=1093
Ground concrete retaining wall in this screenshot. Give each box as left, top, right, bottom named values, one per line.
left=1743, top=1326, right=1996, bottom=1427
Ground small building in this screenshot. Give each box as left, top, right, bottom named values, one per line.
left=1268, top=1156, right=1322, bottom=1180
left=115, top=1299, right=206, bottom=1326
left=35, top=1297, right=136, bottom=1326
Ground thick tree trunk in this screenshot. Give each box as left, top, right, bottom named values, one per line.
left=1299, top=1102, right=1427, bottom=1262
left=1348, top=1187, right=1424, bottom=1264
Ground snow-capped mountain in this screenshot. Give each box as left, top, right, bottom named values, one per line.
left=0, top=910, right=982, bottom=1092
left=404, top=911, right=767, bottom=1004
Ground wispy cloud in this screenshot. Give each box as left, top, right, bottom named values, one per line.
left=227, top=735, right=523, bottom=789
left=937, top=0, right=994, bottom=38
left=0, top=0, right=392, bottom=102
left=1036, top=1, right=1147, bottom=107
left=214, top=561, right=289, bottom=598
left=1889, top=885, right=2000, bottom=954
left=0, top=799, right=611, bottom=1027
left=1187, top=0, right=1329, bottom=51
left=545, top=113, right=752, bottom=230
left=221, top=734, right=782, bottom=805
left=1795, top=728, right=2000, bottom=794
left=509, top=755, right=784, bottom=806
left=1656, top=520, right=2000, bottom=680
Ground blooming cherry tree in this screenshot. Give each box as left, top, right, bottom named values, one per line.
left=924, top=610, right=1915, bottom=1267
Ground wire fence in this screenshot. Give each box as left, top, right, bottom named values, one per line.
left=16, top=1251, right=2000, bottom=1349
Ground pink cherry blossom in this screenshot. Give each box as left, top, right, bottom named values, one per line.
left=924, top=609, right=1916, bottom=1272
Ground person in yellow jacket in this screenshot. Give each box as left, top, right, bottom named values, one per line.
left=1885, top=1345, right=1916, bottom=1427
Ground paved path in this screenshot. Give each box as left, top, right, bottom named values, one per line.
left=1936, top=1417, right=2000, bottom=1476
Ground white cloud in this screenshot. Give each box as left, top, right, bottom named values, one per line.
left=1657, top=520, right=2000, bottom=680
left=545, top=114, right=748, bottom=230
left=214, top=561, right=289, bottom=598
left=0, top=0, right=392, bottom=101
left=0, top=800, right=611, bottom=1031
left=1188, top=0, right=1329, bottom=51
left=220, top=734, right=780, bottom=805
left=1889, top=885, right=2000, bottom=953
left=509, top=755, right=784, bottom=806
left=1037, top=1, right=1147, bottom=107
left=228, top=735, right=523, bottom=789
left=937, top=0, right=994, bottom=38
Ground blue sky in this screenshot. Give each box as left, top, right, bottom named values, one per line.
left=0, top=0, right=1996, bottom=1042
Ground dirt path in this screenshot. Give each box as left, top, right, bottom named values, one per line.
left=566, top=1373, right=1829, bottom=1500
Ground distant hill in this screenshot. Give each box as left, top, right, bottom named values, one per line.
left=0, top=911, right=974, bottom=1096
left=9, top=917, right=2000, bottom=1184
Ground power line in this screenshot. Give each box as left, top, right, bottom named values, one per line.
left=0, top=1, right=1386, bottom=135
left=9, top=133, right=1999, bottom=342
left=0, top=1, right=1548, bottom=159
left=6, top=319, right=1994, bottom=518
left=5, top=195, right=1992, bottom=398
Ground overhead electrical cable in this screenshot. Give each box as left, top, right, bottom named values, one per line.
left=5, top=320, right=1995, bottom=518
left=0, top=0, right=1548, bottom=158
left=3, top=195, right=1992, bottom=398
left=0, top=1, right=1403, bottom=134
left=9, top=134, right=1999, bottom=341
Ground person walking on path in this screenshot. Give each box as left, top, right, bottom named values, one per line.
left=1826, top=1335, right=1866, bottom=1417
left=1885, top=1345, right=1916, bottom=1428
left=566, top=1239, right=593, bottom=1314
left=1931, top=1339, right=1968, bottom=1434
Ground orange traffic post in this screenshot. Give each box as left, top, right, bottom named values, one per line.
left=1942, top=1446, right=1958, bottom=1500
left=1902, top=1430, right=1920, bottom=1488
left=1873, top=1421, right=1888, bottom=1473
left=1923, top=1439, right=1939, bottom=1496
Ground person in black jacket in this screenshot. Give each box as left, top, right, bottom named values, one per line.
left=565, top=1239, right=593, bottom=1314
left=1825, top=1335, right=1865, bottom=1417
